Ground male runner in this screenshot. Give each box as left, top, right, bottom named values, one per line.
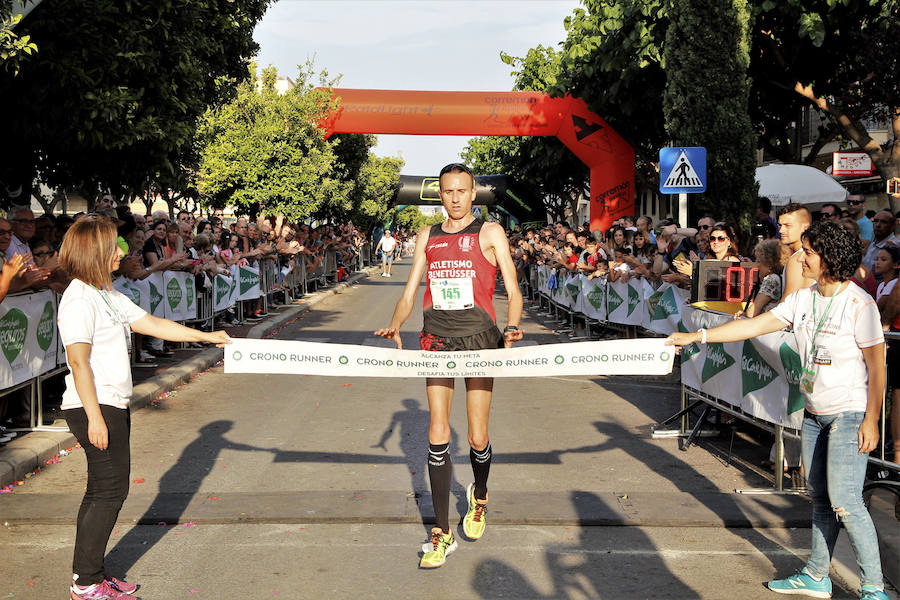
left=375, top=163, right=524, bottom=568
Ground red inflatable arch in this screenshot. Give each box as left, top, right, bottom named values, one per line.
left=320, top=89, right=635, bottom=232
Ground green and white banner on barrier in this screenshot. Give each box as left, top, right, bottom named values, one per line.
left=0, top=290, right=58, bottom=389
left=214, top=273, right=238, bottom=313
left=114, top=272, right=196, bottom=321
left=225, top=337, right=675, bottom=378
left=236, top=265, right=260, bottom=301
left=531, top=265, right=802, bottom=429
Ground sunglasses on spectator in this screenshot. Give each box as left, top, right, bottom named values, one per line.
left=709, top=235, right=729, bottom=242
left=821, top=211, right=835, bottom=217
left=698, top=224, right=711, bottom=230
left=847, top=199, right=865, bottom=205
left=0, top=228, right=12, bottom=236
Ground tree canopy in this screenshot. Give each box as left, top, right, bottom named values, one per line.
left=0, top=0, right=271, bottom=208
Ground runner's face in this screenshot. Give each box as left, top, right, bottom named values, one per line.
left=439, top=172, right=476, bottom=219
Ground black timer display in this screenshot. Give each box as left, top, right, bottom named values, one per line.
left=689, top=260, right=760, bottom=304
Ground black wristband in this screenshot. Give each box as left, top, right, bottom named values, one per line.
left=503, top=325, right=520, bottom=333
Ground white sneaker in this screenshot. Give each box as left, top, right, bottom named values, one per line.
left=139, top=351, right=155, bottom=361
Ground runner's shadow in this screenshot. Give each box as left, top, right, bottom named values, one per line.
left=105, top=420, right=272, bottom=578
left=471, top=490, right=699, bottom=599
left=370, top=398, right=467, bottom=527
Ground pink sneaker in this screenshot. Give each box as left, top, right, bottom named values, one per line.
left=70, top=579, right=137, bottom=599
left=105, top=574, right=138, bottom=594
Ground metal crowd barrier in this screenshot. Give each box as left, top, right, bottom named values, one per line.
left=525, top=263, right=900, bottom=492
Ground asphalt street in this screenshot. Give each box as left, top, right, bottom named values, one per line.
left=0, top=262, right=879, bottom=599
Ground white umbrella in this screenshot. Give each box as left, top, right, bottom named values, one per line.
left=755, top=164, right=848, bottom=208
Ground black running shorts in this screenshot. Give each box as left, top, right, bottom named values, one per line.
left=419, top=327, right=504, bottom=352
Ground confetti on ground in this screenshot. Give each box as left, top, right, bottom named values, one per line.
left=132, top=478, right=145, bottom=484
left=183, top=522, right=197, bottom=527
left=25, top=582, right=34, bottom=587
left=188, top=590, right=202, bottom=594
left=341, top=383, right=352, bottom=387
left=208, top=496, right=220, bottom=501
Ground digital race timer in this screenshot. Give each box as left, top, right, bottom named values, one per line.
left=689, top=260, right=760, bottom=304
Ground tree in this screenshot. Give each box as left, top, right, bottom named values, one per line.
left=0, top=5, right=37, bottom=77
left=554, top=0, right=900, bottom=211
left=663, top=0, right=757, bottom=227
left=0, top=0, right=271, bottom=208
left=751, top=0, right=899, bottom=198
left=350, top=154, right=404, bottom=231
left=197, top=65, right=347, bottom=221
left=462, top=45, right=589, bottom=224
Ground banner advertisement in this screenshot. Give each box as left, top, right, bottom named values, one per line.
left=236, top=265, right=260, bottom=301
left=226, top=337, right=675, bottom=378
left=531, top=265, right=802, bottom=429
left=581, top=276, right=607, bottom=321
left=163, top=272, right=196, bottom=321
left=0, top=290, right=58, bottom=389
left=214, top=273, right=238, bottom=313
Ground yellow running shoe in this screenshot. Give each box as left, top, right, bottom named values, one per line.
left=462, top=482, right=488, bottom=540
left=420, top=528, right=457, bottom=568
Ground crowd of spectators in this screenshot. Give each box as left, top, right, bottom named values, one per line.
left=0, top=200, right=379, bottom=439
left=506, top=195, right=900, bottom=465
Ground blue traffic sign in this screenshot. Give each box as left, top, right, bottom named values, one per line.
left=659, top=147, right=707, bottom=194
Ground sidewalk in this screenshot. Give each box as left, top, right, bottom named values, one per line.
left=0, top=266, right=381, bottom=486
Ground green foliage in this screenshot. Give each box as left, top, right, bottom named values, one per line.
left=350, top=154, right=405, bottom=230
left=463, top=45, right=588, bottom=222
left=663, top=0, right=757, bottom=226
left=198, top=65, right=343, bottom=221
left=553, top=0, right=670, bottom=182
left=0, top=0, right=271, bottom=197
left=394, top=206, right=444, bottom=231
left=0, top=13, right=37, bottom=76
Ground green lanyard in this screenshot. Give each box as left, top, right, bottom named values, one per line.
left=809, top=282, right=844, bottom=355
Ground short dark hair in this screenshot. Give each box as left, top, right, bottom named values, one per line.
left=438, top=163, right=475, bottom=189
left=801, top=220, right=861, bottom=282
left=778, top=202, right=811, bottom=224
left=821, top=203, right=840, bottom=215
left=759, top=196, right=772, bottom=213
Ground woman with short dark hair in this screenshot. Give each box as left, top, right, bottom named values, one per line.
left=58, top=215, right=230, bottom=600
left=667, top=221, right=889, bottom=600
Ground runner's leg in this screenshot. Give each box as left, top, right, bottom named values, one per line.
left=465, top=377, right=493, bottom=500
left=426, top=378, right=454, bottom=533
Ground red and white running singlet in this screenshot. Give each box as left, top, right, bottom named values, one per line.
left=422, top=220, right=497, bottom=337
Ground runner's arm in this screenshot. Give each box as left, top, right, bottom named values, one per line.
left=483, top=223, right=523, bottom=344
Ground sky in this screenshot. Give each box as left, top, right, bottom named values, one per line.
left=252, top=0, right=579, bottom=176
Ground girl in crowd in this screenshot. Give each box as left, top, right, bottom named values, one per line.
left=672, top=223, right=741, bottom=280
left=743, top=239, right=783, bottom=317
left=58, top=216, right=229, bottom=600
left=874, top=245, right=900, bottom=466
left=667, top=221, right=889, bottom=600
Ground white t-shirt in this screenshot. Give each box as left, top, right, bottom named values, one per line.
left=58, top=279, right=148, bottom=410
left=379, top=236, right=397, bottom=253
left=876, top=278, right=897, bottom=303
left=770, top=282, right=884, bottom=415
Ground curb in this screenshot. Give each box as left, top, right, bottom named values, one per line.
left=0, top=267, right=379, bottom=488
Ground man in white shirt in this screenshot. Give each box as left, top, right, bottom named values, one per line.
left=7, top=207, right=35, bottom=260
left=377, top=230, right=398, bottom=277
left=862, top=210, right=898, bottom=277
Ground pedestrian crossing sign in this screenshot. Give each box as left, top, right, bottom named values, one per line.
left=659, top=147, right=706, bottom=194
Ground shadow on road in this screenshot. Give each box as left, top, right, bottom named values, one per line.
left=471, top=490, right=699, bottom=599
left=105, top=420, right=271, bottom=578
left=369, top=398, right=467, bottom=527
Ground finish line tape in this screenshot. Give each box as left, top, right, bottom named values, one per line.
left=224, top=338, right=674, bottom=378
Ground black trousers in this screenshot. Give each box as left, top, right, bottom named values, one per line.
left=64, top=405, right=131, bottom=586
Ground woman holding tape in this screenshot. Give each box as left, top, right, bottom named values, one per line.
left=58, top=215, right=230, bottom=600
left=667, top=220, right=888, bottom=600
